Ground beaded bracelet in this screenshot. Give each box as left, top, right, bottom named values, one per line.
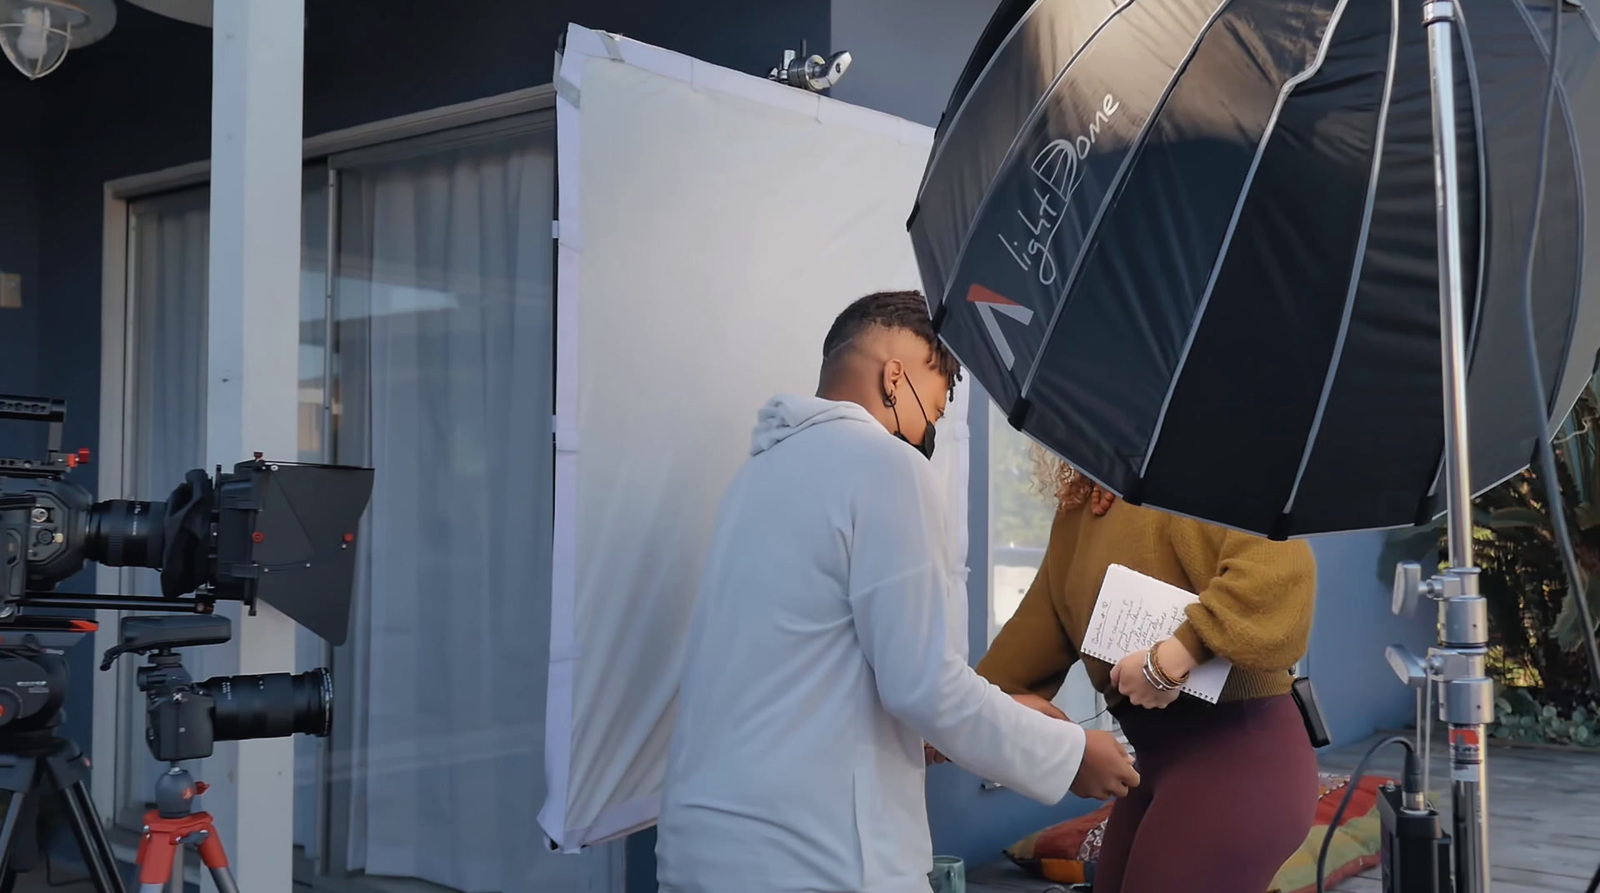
left=1152, top=640, right=1191, bottom=685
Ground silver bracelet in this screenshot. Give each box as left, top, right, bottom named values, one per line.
left=1143, top=649, right=1180, bottom=691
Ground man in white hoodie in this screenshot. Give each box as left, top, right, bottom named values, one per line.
left=656, top=291, right=1138, bottom=893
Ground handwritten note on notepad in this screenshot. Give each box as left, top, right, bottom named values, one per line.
left=1080, top=564, right=1232, bottom=703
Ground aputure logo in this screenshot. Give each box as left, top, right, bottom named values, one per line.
left=968, top=284, right=1034, bottom=370
left=981, top=92, right=1121, bottom=370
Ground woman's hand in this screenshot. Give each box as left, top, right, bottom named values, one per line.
left=1109, top=638, right=1197, bottom=709
left=1089, top=486, right=1116, bottom=516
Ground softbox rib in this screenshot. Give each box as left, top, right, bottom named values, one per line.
left=1140, top=0, right=1355, bottom=481
left=1549, top=0, right=1600, bottom=425
left=1453, top=0, right=1578, bottom=498
left=1512, top=0, right=1589, bottom=423
left=921, top=0, right=1050, bottom=193
left=1283, top=0, right=1402, bottom=518
left=924, top=0, right=1139, bottom=314
left=1015, top=0, right=1244, bottom=405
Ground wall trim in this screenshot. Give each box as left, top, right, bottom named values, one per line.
left=106, top=84, right=557, bottom=200
left=91, top=184, right=130, bottom=825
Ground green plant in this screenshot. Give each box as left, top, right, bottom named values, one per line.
left=1492, top=688, right=1600, bottom=748
left=1375, top=382, right=1600, bottom=703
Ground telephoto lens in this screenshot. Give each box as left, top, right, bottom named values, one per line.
left=197, top=668, right=333, bottom=742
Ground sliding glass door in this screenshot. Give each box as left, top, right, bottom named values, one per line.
left=116, top=184, right=210, bottom=827
left=114, top=113, right=618, bottom=893
left=321, top=116, right=609, bottom=893
left=116, top=176, right=332, bottom=832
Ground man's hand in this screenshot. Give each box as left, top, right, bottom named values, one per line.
left=1070, top=730, right=1140, bottom=800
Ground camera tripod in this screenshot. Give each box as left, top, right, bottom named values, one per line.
left=0, top=730, right=124, bottom=893
left=0, top=729, right=240, bottom=893
left=133, top=764, right=239, bottom=893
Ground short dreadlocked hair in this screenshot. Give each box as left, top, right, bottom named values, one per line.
left=821, top=290, right=963, bottom=399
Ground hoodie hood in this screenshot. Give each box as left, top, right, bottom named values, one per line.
left=751, top=395, right=881, bottom=456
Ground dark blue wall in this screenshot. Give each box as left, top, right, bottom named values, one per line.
left=0, top=71, right=41, bottom=436
left=1306, top=531, right=1439, bottom=747
left=33, top=0, right=832, bottom=495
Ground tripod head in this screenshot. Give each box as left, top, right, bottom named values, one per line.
left=0, top=618, right=96, bottom=740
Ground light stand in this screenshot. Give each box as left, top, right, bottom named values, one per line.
left=1385, top=3, right=1497, bottom=893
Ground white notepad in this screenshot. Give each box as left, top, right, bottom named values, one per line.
left=1080, top=564, right=1232, bottom=703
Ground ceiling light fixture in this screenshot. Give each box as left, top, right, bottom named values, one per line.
left=0, top=0, right=116, bottom=80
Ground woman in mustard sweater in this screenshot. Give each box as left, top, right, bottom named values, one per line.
left=976, top=460, right=1319, bottom=893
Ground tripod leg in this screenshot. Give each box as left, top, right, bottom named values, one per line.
left=57, top=777, right=129, bottom=893
left=0, top=788, right=26, bottom=882
left=137, top=831, right=177, bottom=893
left=204, top=864, right=239, bottom=893
left=194, top=830, right=238, bottom=893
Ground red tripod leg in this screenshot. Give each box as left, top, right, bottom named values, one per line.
left=193, top=818, right=228, bottom=869
left=188, top=816, right=240, bottom=893
left=134, top=815, right=178, bottom=893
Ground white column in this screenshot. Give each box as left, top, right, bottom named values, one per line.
left=203, top=3, right=305, bottom=893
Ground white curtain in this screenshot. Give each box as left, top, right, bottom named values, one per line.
left=335, top=127, right=563, bottom=893
left=295, top=172, right=331, bottom=861
left=124, top=178, right=336, bottom=849
left=122, top=187, right=210, bottom=816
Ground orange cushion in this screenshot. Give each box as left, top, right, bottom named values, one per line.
left=1005, top=772, right=1393, bottom=890
left=1004, top=802, right=1114, bottom=882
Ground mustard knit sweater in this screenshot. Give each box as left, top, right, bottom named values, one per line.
left=976, top=499, right=1317, bottom=707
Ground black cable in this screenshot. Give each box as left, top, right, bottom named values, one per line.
left=1077, top=703, right=1111, bottom=725
left=1515, top=0, right=1600, bottom=691
left=1316, top=735, right=1416, bottom=893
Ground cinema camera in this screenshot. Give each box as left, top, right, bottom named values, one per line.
left=0, top=394, right=373, bottom=893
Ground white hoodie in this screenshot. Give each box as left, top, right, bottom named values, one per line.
left=656, top=395, right=1087, bottom=893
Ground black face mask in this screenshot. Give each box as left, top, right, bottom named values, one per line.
left=890, top=376, right=936, bottom=461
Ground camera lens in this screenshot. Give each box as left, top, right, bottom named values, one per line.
left=198, top=668, right=332, bottom=742
left=83, top=499, right=168, bottom=569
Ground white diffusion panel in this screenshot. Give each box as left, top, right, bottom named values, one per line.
left=540, top=26, right=966, bottom=852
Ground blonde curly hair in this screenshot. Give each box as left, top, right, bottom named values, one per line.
left=1030, top=443, right=1098, bottom=511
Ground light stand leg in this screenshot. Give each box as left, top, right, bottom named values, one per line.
left=1424, top=3, right=1495, bottom=893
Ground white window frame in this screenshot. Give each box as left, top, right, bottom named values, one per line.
left=93, top=83, right=566, bottom=877
left=973, top=396, right=1112, bottom=733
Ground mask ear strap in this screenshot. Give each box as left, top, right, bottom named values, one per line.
left=903, top=376, right=930, bottom=421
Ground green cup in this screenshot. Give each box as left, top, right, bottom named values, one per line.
left=929, top=855, right=965, bottom=893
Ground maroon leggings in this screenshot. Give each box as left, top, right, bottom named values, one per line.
left=1092, top=694, right=1318, bottom=893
